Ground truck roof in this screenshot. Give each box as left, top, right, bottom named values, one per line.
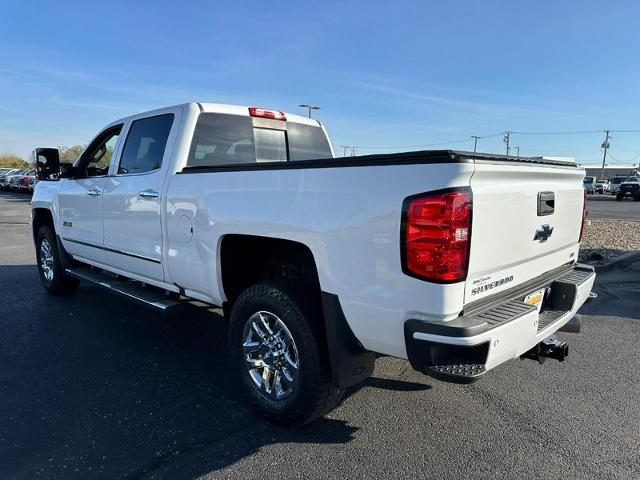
left=110, top=102, right=322, bottom=127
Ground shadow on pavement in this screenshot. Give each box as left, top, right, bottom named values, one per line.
left=0, top=190, right=32, bottom=203
left=0, top=264, right=424, bottom=478
left=579, top=263, right=640, bottom=321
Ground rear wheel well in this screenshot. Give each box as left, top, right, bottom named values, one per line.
left=32, top=208, right=55, bottom=239
left=220, top=235, right=321, bottom=309
left=220, top=234, right=375, bottom=390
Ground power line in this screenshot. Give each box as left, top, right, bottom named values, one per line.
left=353, top=132, right=503, bottom=150
left=511, top=129, right=640, bottom=135
left=353, top=138, right=471, bottom=150
left=345, top=128, right=640, bottom=154
left=510, top=129, right=602, bottom=135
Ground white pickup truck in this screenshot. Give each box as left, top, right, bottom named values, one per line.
left=31, top=102, right=595, bottom=425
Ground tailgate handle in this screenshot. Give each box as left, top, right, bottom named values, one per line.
left=537, top=192, right=555, bottom=216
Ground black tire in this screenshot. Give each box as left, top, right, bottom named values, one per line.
left=228, top=280, right=342, bottom=425
left=35, top=225, right=80, bottom=295
left=616, top=194, right=623, bottom=201
left=634, top=195, right=640, bottom=202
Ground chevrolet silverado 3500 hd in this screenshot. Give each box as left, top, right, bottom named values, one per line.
left=31, top=102, right=595, bottom=425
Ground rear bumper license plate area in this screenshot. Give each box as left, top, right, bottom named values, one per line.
left=404, top=264, right=595, bottom=382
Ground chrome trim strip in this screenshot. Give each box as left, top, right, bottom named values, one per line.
left=62, top=237, right=161, bottom=264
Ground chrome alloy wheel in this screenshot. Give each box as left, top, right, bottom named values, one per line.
left=39, top=238, right=55, bottom=283
left=242, top=310, right=299, bottom=400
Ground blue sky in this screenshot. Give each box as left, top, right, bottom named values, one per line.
left=2, top=0, right=640, bottom=165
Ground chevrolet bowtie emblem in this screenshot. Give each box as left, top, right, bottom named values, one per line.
left=533, top=224, right=554, bottom=242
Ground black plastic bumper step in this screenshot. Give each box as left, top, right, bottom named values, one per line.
left=427, top=362, right=486, bottom=383
left=65, top=267, right=186, bottom=314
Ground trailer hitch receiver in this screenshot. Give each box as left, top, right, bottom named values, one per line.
left=521, top=334, right=568, bottom=364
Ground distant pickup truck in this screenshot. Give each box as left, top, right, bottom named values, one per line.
left=616, top=176, right=640, bottom=201
left=31, top=102, right=595, bottom=425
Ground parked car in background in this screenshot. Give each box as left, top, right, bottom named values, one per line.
left=0, top=168, right=20, bottom=189
left=595, top=179, right=610, bottom=194
left=609, top=176, right=628, bottom=195
left=16, top=171, right=37, bottom=193
left=8, top=173, right=23, bottom=191
left=3, top=169, right=28, bottom=189
left=2, top=169, right=28, bottom=191
left=583, top=176, right=596, bottom=193
left=617, top=176, right=640, bottom=201
left=8, top=169, right=35, bottom=192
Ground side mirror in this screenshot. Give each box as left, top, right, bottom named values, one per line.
left=34, top=148, right=61, bottom=180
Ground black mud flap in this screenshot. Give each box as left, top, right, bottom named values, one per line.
left=321, top=292, right=375, bottom=389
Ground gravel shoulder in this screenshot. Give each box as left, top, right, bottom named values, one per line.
left=579, top=218, right=640, bottom=264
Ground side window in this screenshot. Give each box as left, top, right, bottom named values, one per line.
left=80, top=125, right=122, bottom=177
left=118, top=114, right=174, bottom=175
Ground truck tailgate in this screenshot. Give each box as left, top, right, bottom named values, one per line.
left=466, top=161, right=585, bottom=304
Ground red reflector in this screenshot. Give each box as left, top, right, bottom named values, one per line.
left=249, top=107, right=286, bottom=121
left=401, top=188, right=472, bottom=282
left=579, top=187, right=587, bottom=242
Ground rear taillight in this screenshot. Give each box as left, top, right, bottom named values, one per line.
left=249, top=107, right=286, bottom=121
left=401, top=188, right=472, bottom=283
left=579, top=188, right=587, bottom=242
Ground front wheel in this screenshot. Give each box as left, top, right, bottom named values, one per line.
left=616, top=194, right=623, bottom=201
left=228, top=280, right=342, bottom=425
left=36, top=226, right=80, bottom=295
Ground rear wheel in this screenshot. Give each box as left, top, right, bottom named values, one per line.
left=616, top=194, right=623, bottom=201
left=228, top=280, right=342, bottom=425
left=36, top=225, right=80, bottom=295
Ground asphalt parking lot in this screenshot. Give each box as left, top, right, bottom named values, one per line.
left=1, top=190, right=639, bottom=480
left=587, top=193, right=640, bottom=220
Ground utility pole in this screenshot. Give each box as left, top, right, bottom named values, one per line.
left=503, top=131, right=511, bottom=155
left=514, top=146, right=520, bottom=156
left=471, top=135, right=481, bottom=153
left=298, top=104, right=320, bottom=118
left=600, top=130, right=610, bottom=179
left=340, top=146, right=355, bottom=157
left=351, top=147, right=357, bottom=157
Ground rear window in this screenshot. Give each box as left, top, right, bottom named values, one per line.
left=287, top=122, right=332, bottom=161
left=254, top=128, right=287, bottom=163
left=186, top=113, right=332, bottom=168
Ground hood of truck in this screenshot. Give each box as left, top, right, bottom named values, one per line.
left=464, top=161, right=585, bottom=304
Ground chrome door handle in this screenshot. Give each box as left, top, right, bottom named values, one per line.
left=138, top=190, right=159, bottom=198
left=87, top=189, right=102, bottom=196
